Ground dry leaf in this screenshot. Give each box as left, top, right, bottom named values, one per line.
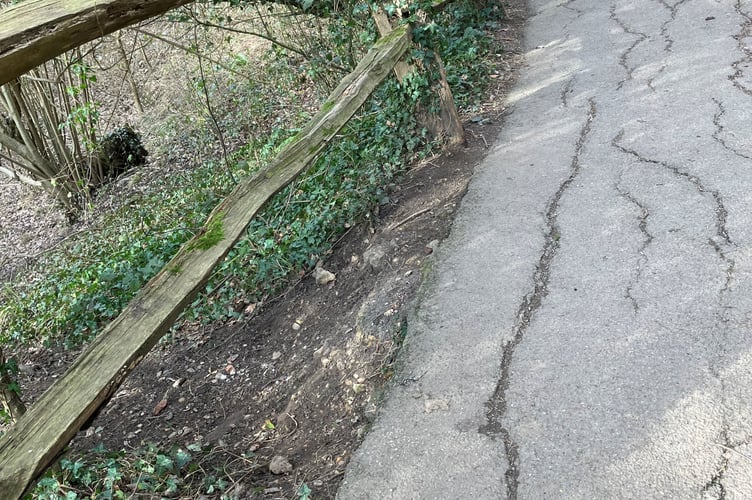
left=153, top=398, right=168, bottom=415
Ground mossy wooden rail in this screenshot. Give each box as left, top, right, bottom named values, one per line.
left=0, top=26, right=410, bottom=500
left=0, top=0, right=196, bottom=87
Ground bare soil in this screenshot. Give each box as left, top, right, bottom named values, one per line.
left=3, top=3, right=526, bottom=498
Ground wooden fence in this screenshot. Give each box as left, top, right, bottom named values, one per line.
left=0, top=26, right=410, bottom=499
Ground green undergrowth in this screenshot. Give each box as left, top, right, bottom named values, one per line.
left=31, top=442, right=251, bottom=499
left=0, top=0, right=503, bottom=352
left=0, top=0, right=506, bottom=496
left=0, top=78, right=426, bottom=349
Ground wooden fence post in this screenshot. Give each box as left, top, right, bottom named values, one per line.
left=371, top=5, right=466, bottom=147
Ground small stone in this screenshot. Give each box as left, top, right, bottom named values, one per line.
left=352, top=383, right=365, bottom=394
left=272, top=351, right=282, bottom=360
left=363, top=246, right=387, bottom=271
left=269, top=455, right=293, bottom=474
left=424, top=398, right=450, bottom=413
left=321, top=358, right=331, bottom=367
left=425, top=239, right=441, bottom=255
left=292, top=322, right=301, bottom=331
left=405, top=255, right=420, bottom=266
left=313, top=266, right=336, bottom=285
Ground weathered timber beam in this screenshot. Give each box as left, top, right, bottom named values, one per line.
left=0, top=26, right=410, bottom=500
left=372, top=8, right=413, bottom=81
left=0, top=0, right=196, bottom=86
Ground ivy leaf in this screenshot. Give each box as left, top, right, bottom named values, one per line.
left=297, top=483, right=312, bottom=500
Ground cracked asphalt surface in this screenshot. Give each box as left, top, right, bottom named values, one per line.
left=337, top=0, right=752, bottom=498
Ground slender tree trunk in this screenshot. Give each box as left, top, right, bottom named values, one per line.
left=116, top=32, right=144, bottom=114
left=0, top=348, right=25, bottom=424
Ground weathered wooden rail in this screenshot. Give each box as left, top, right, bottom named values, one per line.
left=0, top=0, right=197, bottom=86
left=0, top=26, right=410, bottom=499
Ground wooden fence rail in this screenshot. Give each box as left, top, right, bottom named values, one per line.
left=0, top=0, right=197, bottom=87
left=0, top=26, right=410, bottom=499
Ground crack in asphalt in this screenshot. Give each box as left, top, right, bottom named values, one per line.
left=560, top=76, right=575, bottom=108
left=479, top=99, right=597, bottom=500
left=612, top=132, right=732, bottom=249
left=655, top=0, right=690, bottom=52
left=703, top=430, right=731, bottom=500
left=609, top=5, right=649, bottom=89
left=707, top=436, right=752, bottom=498
left=711, top=98, right=752, bottom=161
left=613, top=172, right=653, bottom=312
left=709, top=237, right=736, bottom=293
left=646, top=63, right=666, bottom=92
left=536, top=0, right=578, bottom=16
left=657, top=0, right=688, bottom=52
left=730, top=0, right=752, bottom=97
left=561, top=0, right=583, bottom=15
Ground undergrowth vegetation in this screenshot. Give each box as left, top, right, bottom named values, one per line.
left=0, top=0, right=506, bottom=496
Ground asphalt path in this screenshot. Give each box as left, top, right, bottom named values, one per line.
left=338, top=0, right=752, bottom=498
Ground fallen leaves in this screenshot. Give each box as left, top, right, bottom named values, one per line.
left=153, top=398, right=168, bottom=415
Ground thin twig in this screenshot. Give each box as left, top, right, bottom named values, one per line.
left=193, top=26, right=236, bottom=185
left=388, top=206, right=432, bottom=230
left=469, top=128, right=488, bottom=148
left=130, top=27, right=246, bottom=79
left=718, top=442, right=752, bottom=463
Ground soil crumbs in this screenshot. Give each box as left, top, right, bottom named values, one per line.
left=9, top=5, right=526, bottom=499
